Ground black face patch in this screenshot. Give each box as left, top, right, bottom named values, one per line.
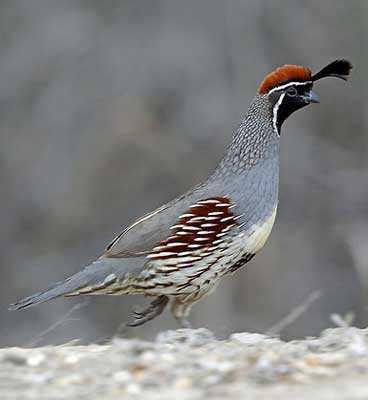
left=270, top=82, right=313, bottom=133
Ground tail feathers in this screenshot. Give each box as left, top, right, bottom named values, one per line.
left=8, top=257, right=145, bottom=311
left=8, top=277, right=77, bottom=310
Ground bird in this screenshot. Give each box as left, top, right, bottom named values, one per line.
left=9, top=59, right=352, bottom=328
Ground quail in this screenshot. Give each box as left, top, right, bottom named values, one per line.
left=9, top=60, right=352, bottom=328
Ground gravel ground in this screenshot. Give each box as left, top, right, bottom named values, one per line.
left=1, top=327, right=368, bottom=400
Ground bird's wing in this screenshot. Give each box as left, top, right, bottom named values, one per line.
left=104, top=201, right=180, bottom=257
left=104, top=192, right=239, bottom=258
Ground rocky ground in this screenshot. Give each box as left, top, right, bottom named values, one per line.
left=1, top=327, right=368, bottom=400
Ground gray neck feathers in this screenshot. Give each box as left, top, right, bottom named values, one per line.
left=212, top=95, right=279, bottom=179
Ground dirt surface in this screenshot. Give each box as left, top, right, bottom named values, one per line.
left=1, top=327, right=368, bottom=400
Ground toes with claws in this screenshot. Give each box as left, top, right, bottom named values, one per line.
left=127, top=295, right=169, bottom=327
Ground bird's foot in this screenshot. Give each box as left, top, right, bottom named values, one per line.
left=170, top=298, right=194, bottom=329
left=127, top=295, right=169, bottom=327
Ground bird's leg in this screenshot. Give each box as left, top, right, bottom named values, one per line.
left=170, top=298, right=194, bottom=329
left=128, top=295, right=169, bottom=327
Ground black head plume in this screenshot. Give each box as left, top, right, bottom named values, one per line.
left=312, top=59, right=353, bottom=82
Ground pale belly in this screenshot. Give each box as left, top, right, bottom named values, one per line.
left=241, top=206, right=277, bottom=254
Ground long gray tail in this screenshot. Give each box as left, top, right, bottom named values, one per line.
left=8, top=257, right=145, bottom=311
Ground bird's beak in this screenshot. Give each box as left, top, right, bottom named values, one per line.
left=304, top=90, right=320, bottom=104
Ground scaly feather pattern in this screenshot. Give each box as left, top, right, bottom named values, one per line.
left=147, top=197, right=239, bottom=268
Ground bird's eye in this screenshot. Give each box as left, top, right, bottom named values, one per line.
left=286, top=86, right=297, bottom=96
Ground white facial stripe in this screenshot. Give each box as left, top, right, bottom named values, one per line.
left=272, top=92, right=285, bottom=135
left=268, top=80, right=312, bottom=95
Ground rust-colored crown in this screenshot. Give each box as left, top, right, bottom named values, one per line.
left=258, top=65, right=312, bottom=95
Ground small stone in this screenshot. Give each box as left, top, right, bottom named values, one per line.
left=112, top=338, right=152, bottom=355
left=2, top=351, right=27, bottom=365
left=113, top=370, right=132, bottom=383
left=255, top=354, right=273, bottom=370
left=198, top=358, right=234, bottom=373
left=160, top=352, right=175, bottom=363
left=348, top=333, right=368, bottom=356
left=317, top=353, right=346, bottom=366
left=230, top=332, right=280, bottom=346
left=231, top=332, right=269, bottom=345
left=126, top=383, right=141, bottom=394
left=276, top=363, right=292, bottom=376
left=57, top=374, right=85, bottom=385
left=292, top=372, right=311, bottom=384
left=307, top=366, right=335, bottom=376
left=140, top=351, right=156, bottom=364
left=64, top=354, right=80, bottom=365
left=156, top=329, right=215, bottom=347
left=174, top=376, right=192, bottom=390
left=304, top=353, right=346, bottom=367
left=27, top=353, right=46, bottom=367
left=130, top=363, right=147, bottom=379
left=27, top=372, right=53, bottom=384
left=304, top=354, right=320, bottom=367
left=203, top=374, right=222, bottom=385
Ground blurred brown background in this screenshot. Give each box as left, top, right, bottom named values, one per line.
left=2, top=0, right=368, bottom=346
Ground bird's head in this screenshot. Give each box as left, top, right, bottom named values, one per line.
left=258, top=59, right=352, bottom=133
